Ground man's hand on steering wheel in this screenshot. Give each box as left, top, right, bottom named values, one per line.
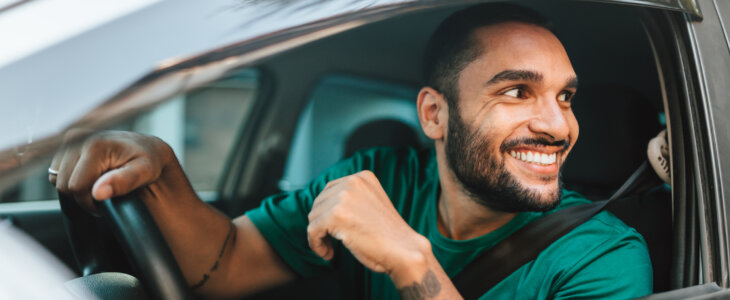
left=48, top=130, right=180, bottom=215
left=47, top=130, right=299, bottom=299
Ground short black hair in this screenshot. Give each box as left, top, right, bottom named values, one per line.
left=423, top=3, right=554, bottom=108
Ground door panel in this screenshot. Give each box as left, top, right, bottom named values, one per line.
left=0, top=201, right=76, bottom=272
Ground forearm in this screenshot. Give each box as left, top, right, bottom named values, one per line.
left=390, top=241, right=463, bottom=300
left=49, top=131, right=288, bottom=297
left=137, top=160, right=237, bottom=293
left=141, top=160, right=295, bottom=298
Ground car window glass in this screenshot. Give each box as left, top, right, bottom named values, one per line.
left=280, top=74, right=427, bottom=191
left=0, top=68, right=259, bottom=203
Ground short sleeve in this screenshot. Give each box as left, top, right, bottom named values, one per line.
left=247, top=189, right=330, bottom=277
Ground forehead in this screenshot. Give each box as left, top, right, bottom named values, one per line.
left=466, top=22, right=576, bottom=82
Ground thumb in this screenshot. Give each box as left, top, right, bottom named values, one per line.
left=91, top=159, right=157, bottom=200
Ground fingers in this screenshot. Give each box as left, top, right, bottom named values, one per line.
left=92, top=157, right=158, bottom=201
left=308, top=191, right=340, bottom=260
left=308, top=184, right=352, bottom=261
left=50, top=141, right=100, bottom=214
left=48, top=158, right=60, bottom=185
left=307, top=214, right=336, bottom=260
left=49, top=144, right=76, bottom=186
left=65, top=148, right=110, bottom=210
left=49, top=128, right=95, bottom=184
left=306, top=171, right=371, bottom=260
left=54, top=150, right=81, bottom=193
left=48, top=131, right=167, bottom=214
left=306, top=171, right=387, bottom=262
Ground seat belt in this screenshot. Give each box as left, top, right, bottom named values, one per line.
left=451, top=161, right=659, bottom=299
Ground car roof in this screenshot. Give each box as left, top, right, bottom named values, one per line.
left=0, top=0, right=411, bottom=150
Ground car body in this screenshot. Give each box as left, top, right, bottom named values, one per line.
left=1, top=0, right=729, bottom=298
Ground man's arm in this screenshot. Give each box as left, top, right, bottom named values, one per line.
left=306, top=170, right=463, bottom=300
left=137, top=162, right=297, bottom=298
left=391, top=253, right=460, bottom=300
left=50, top=131, right=295, bottom=298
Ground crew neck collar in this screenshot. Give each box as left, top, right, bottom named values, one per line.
left=424, top=154, right=541, bottom=252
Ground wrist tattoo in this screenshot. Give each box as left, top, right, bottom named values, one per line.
left=398, top=270, right=441, bottom=300
left=191, top=222, right=235, bottom=290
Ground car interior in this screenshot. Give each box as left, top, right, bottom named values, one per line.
left=0, top=0, right=690, bottom=298
left=235, top=1, right=672, bottom=298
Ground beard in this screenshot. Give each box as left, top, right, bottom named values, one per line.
left=444, top=107, right=564, bottom=212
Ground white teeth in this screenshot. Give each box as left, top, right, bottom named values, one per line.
left=510, top=150, right=558, bottom=165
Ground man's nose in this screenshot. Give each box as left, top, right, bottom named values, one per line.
left=527, top=97, right=571, bottom=141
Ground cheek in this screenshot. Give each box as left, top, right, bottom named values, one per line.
left=475, top=106, right=530, bottom=150
left=567, top=112, right=580, bottom=149
left=480, top=104, right=533, bottom=133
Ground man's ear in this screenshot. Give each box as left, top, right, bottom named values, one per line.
left=417, top=86, right=447, bottom=140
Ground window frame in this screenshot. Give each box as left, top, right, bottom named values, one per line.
left=642, top=4, right=730, bottom=288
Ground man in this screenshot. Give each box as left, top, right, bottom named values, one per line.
left=50, top=3, right=653, bottom=299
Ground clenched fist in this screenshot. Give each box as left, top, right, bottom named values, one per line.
left=307, top=170, right=431, bottom=277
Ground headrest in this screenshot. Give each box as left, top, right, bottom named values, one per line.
left=343, top=119, right=421, bottom=158
left=562, top=84, right=661, bottom=191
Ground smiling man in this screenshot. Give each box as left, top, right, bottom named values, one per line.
left=51, top=3, right=652, bottom=300
left=281, top=4, right=651, bottom=299
left=432, top=11, right=579, bottom=215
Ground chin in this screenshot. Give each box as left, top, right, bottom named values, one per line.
left=501, top=155, right=564, bottom=209
left=518, top=179, right=562, bottom=208
left=463, top=171, right=564, bottom=213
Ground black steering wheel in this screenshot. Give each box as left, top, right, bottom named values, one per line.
left=60, top=192, right=194, bottom=300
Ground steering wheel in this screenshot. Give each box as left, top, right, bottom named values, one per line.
left=59, top=191, right=194, bottom=300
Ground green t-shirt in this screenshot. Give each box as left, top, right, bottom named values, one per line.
left=247, top=147, right=653, bottom=299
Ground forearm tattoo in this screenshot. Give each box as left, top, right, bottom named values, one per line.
left=191, top=222, right=235, bottom=290
left=398, top=270, right=442, bottom=300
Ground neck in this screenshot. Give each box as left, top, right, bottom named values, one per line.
left=435, top=148, right=517, bottom=240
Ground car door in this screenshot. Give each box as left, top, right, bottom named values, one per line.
left=677, top=0, right=730, bottom=289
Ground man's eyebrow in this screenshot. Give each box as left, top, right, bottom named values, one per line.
left=565, top=76, right=578, bottom=89
left=485, top=69, right=543, bottom=86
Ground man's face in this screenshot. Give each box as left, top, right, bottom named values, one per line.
left=445, top=22, right=579, bottom=212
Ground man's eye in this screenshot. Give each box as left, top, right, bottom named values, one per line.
left=503, top=88, right=523, bottom=98
left=558, top=91, right=574, bottom=102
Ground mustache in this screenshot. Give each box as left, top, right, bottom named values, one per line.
left=499, top=137, right=570, bottom=153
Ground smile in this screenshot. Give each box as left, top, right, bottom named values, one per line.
left=509, top=150, right=557, bottom=166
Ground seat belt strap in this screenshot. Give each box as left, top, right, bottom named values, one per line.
left=451, top=161, right=656, bottom=299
